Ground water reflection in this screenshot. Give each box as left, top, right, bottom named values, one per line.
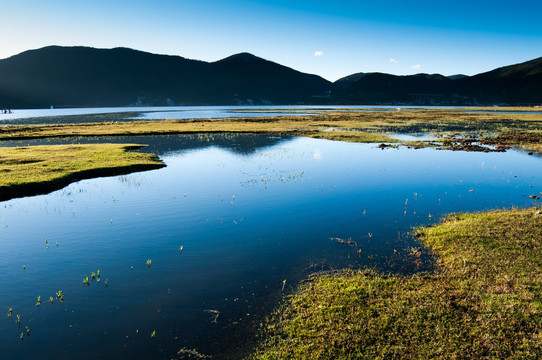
left=0, top=133, right=289, bottom=156
left=5, top=105, right=539, bottom=125
left=1, top=135, right=541, bottom=359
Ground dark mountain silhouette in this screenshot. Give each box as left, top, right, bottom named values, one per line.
left=329, top=73, right=454, bottom=104
left=456, top=57, right=542, bottom=104
left=330, top=57, right=542, bottom=105
left=447, top=74, right=468, bottom=80
left=0, top=46, right=332, bottom=108
left=209, top=53, right=332, bottom=104
left=333, top=73, right=370, bottom=89
left=0, top=46, right=540, bottom=107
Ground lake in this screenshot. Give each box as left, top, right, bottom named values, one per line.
left=1, top=133, right=541, bottom=359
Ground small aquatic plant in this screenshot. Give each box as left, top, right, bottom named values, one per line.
left=330, top=237, right=358, bottom=248
left=205, top=309, right=220, bottom=323
left=177, top=348, right=211, bottom=359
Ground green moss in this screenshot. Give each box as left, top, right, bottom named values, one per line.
left=251, top=208, right=542, bottom=359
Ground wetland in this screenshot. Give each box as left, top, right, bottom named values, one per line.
left=1, top=107, right=542, bottom=359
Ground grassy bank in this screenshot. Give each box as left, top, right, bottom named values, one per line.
left=2, top=108, right=542, bottom=204
left=1, top=109, right=542, bottom=140
left=0, top=115, right=399, bottom=143
left=3, top=109, right=542, bottom=154
left=251, top=208, right=542, bottom=359
left=0, top=144, right=164, bottom=201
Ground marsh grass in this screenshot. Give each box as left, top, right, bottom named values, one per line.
left=304, top=130, right=398, bottom=143
left=0, top=110, right=539, bottom=140
left=251, top=208, right=542, bottom=359
left=0, top=144, right=164, bottom=201
left=3, top=110, right=542, bottom=155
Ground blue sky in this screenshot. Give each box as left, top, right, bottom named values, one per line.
left=1, top=0, right=541, bottom=81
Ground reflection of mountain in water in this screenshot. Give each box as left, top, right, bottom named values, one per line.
left=0, top=133, right=291, bottom=156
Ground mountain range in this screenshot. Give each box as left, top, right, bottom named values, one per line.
left=0, top=46, right=540, bottom=108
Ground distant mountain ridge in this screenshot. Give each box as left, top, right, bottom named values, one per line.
left=0, top=46, right=332, bottom=107
left=0, top=46, right=541, bottom=107
left=328, top=57, right=542, bottom=105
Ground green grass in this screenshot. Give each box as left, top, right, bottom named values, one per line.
left=3, top=109, right=542, bottom=154
left=251, top=208, right=542, bottom=359
left=304, top=130, right=399, bottom=143
left=0, top=143, right=164, bottom=201
left=2, top=109, right=542, bottom=142
left=2, top=109, right=542, bottom=356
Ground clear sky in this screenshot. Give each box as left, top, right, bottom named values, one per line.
left=1, top=0, right=541, bottom=82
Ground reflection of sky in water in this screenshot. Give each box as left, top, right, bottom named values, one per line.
left=3, top=105, right=538, bottom=124
left=0, top=105, right=412, bottom=121
left=132, top=110, right=315, bottom=120
left=1, top=135, right=541, bottom=359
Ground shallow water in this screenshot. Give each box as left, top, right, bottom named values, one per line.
left=0, top=105, right=415, bottom=123
left=4, top=105, right=524, bottom=125
left=1, top=134, right=541, bottom=359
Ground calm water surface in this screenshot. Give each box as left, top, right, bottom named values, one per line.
left=7, top=105, right=536, bottom=125
left=1, top=134, right=541, bottom=359
left=0, top=105, right=418, bottom=123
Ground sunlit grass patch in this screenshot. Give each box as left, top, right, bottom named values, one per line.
left=2, top=110, right=542, bottom=144
left=251, top=208, right=542, bottom=359
left=0, top=143, right=164, bottom=200
left=305, top=130, right=398, bottom=143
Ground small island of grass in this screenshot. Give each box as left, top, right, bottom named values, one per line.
left=0, top=143, right=164, bottom=201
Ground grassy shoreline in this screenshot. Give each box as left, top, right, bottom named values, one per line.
left=251, top=208, right=542, bottom=359
left=2, top=109, right=542, bottom=357
left=3, top=109, right=542, bottom=202
left=2, top=109, right=542, bottom=139
left=0, top=143, right=164, bottom=201
left=2, top=110, right=542, bottom=151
